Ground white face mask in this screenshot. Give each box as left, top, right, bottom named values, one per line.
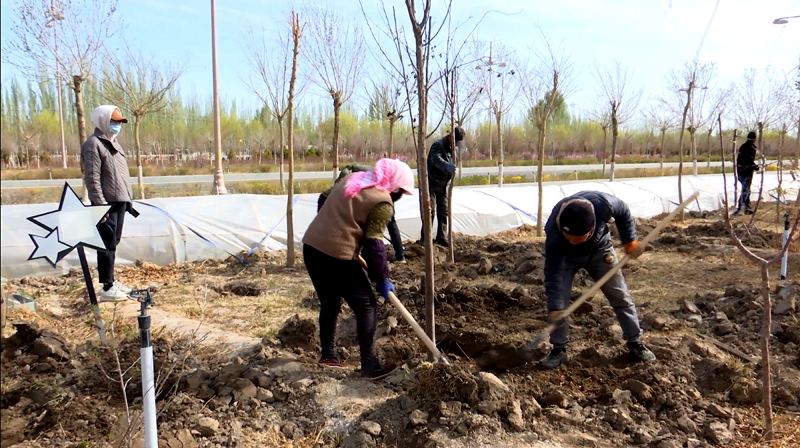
left=109, top=122, right=122, bottom=136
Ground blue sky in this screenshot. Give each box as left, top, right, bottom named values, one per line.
left=1, top=0, right=798, bottom=123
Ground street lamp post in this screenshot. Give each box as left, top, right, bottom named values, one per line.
left=46, top=2, right=67, bottom=169
left=773, top=15, right=799, bottom=24
left=210, top=0, right=227, bottom=194
left=475, top=42, right=507, bottom=185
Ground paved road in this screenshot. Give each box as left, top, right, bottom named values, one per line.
left=2, top=162, right=734, bottom=189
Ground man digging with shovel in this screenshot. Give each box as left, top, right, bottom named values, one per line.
left=303, top=158, right=415, bottom=380
left=540, top=191, right=657, bottom=369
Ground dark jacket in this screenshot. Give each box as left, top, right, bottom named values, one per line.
left=426, top=136, right=455, bottom=192
left=543, top=191, right=638, bottom=299
left=736, top=140, right=758, bottom=177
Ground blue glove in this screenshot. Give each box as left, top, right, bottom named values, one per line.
left=377, top=279, right=395, bottom=299
left=445, top=163, right=456, bottom=173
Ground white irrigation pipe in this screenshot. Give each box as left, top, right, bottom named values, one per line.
left=132, top=289, right=159, bottom=448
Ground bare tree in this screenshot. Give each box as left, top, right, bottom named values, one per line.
left=664, top=62, right=728, bottom=176
left=644, top=103, right=676, bottom=170
left=588, top=106, right=612, bottom=174
left=434, top=13, right=486, bottom=262
left=4, top=0, right=119, bottom=155
left=243, top=18, right=303, bottom=192
left=4, top=0, right=121, bottom=200
left=286, top=11, right=303, bottom=268
left=359, top=0, right=452, bottom=351
left=303, top=3, right=366, bottom=180
left=734, top=67, right=792, bottom=133
left=732, top=68, right=792, bottom=220
left=365, top=74, right=409, bottom=157
left=717, top=113, right=800, bottom=443
left=476, top=43, right=521, bottom=186
left=522, top=35, right=574, bottom=236
left=101, top=43, right=184, bottom=199
left=593, top=61, right=641, bottom=182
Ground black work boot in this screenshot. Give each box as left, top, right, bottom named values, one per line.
left=541, top=348, right=568, bottom=370
left=627, top=342, right=657, bottom=362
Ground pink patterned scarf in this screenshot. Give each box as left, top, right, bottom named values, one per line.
left=344, top=158, right=414, bottom=199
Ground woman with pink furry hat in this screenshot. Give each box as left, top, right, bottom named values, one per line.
left=302, top=158, right=414, bottom=380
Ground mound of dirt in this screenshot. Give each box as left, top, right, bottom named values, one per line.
left=276, top=314, right=318, bottom=351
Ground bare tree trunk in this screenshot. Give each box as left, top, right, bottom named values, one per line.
left=536, top=123, right=547, bottom=237
left=706, top=129, right=712, bottom=169
left=659, top=129, right=666, bottom=171
left=487, top=109, right=493, bottom=160
left=732, top=130, right=739, bottom=206
left=497, top=113, right=504, bottom=187
left=760, top=263, right=774, bottom=441
left=749, top=123, right=766, bottom=225
left=332, top=98, right=342, bottom=180
left=601, top=126, right=607, bottom=175
left=278, top=119, right=285, bottom=192
left=286, top=11, right=301, bottom=268
left=405, top=2, right=435, bottom=351
left=689, top=128, right=698, bottom=176
left=134, top=116, right=145, bottom=199
left=795, top=118, right=800, bottom=170
left=388, top=119, right=395, bottom=155
left=73, top=75, right=90, bottom=203
left=676, top=88, right=691, bottom=220
left=610, top=102, right=618, bottom=182
left=777, top=127, right=786, bottom=223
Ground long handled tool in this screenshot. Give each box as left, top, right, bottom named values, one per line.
left=358, top=256, right=450, bottom=364
left=387, top=291, right=450, bottom=364
left=481, top=192, right=700, bottom=369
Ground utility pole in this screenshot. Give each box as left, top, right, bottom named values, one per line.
left=46, top=2, right=67, bottom=169
left=210, top=0, right=227, bottom=194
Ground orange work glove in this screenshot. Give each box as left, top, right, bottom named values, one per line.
left=624, top=240, right=644, bottom=258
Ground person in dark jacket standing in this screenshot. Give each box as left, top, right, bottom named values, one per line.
left=422, top=126, right=465, bottom=247
left=319, top=164, right=407, bottom=262
left=734, top=131, right=759, bottom=215
left=81, top=105, right=135, bottom=302
left=540, top=191, right=656, bottom=369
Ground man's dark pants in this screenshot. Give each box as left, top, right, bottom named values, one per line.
left=737, top=174, right=753, bottom=211
left=547, top=241, right=643, bottom=348
left=420, top=186, right=449, bottom=242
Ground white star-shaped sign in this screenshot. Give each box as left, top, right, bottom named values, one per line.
left=28, top=228, right=73, bottom=268
left=28, top=183, right=112, bottom=253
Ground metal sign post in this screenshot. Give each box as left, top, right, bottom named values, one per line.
left=27, top=183, right=112, bottom=340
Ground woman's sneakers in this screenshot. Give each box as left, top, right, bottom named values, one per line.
left=361, top=363, right=398, bottom=380
left=318, top=358, right=345, bottom=368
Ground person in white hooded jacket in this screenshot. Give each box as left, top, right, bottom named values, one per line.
left=81, top=105, right=135, bottom=301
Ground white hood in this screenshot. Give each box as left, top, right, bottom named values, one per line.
left=90, top=105, right=120, bottom=140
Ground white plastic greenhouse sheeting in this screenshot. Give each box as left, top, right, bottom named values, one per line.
left=1, top=172, right=796, bottom=278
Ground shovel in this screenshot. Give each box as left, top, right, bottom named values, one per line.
left=358, top=256, right=450, bottom=364
left=478, top=192, right=700, bottom=370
